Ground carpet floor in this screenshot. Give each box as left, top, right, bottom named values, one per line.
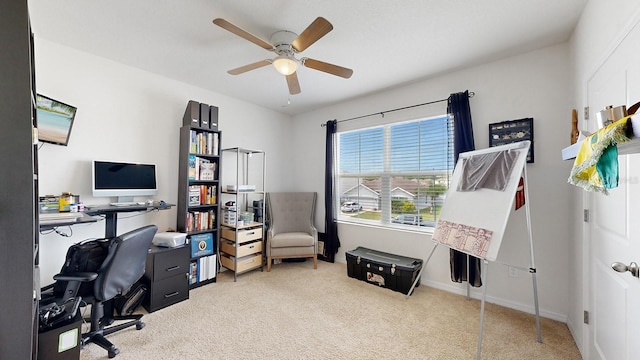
left=79, top=261, right=581, bottom=360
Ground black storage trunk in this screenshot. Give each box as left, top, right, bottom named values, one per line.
left=346, top=247, right=423, bottom=295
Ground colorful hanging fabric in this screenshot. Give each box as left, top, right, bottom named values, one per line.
left=568, top=116, right=631, bottom=194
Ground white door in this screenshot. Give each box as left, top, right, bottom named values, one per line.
left=587, top=19, right=640, bottom=360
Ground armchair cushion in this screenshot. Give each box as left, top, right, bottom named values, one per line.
left=270, top=232, right=315, bottom=248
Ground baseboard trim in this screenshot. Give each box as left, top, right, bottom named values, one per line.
left=421, top=279, right=568, bottom=323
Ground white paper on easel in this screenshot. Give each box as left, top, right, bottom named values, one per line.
left=432, top=141, right=530, bottom=261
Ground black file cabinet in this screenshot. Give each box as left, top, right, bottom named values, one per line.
left=142, top=245, right=190, bottom=312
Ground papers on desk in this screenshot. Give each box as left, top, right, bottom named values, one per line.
left=39, top=212, right=82, bottom=224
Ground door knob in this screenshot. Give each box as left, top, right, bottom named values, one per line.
left=611, top=261, right=640, bottom=278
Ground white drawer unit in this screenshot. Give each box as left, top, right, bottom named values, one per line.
left=219, top=147, right=266, bottom=281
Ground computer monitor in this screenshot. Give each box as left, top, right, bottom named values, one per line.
left=92, top=160, right=158, bottom=203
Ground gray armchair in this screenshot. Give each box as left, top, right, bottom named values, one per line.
left=265, top=192, right=318, bottom=272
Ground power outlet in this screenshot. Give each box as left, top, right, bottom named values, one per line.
left=508, top=266, right=518, bottom=278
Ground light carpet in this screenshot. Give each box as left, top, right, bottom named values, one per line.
left=79, top=261, right=581, bottom=360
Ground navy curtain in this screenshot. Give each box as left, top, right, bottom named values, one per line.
left=448, top=90, right=482, bottom=287
left=323, top=120, right=340, bottom=262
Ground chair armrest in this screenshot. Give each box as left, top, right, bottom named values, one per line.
left=308, top=224, right=318, bottom=238
left=53, top=272, right=99, bottom=283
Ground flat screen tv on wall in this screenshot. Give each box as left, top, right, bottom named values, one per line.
left=36, top=94, right=77, bottom=146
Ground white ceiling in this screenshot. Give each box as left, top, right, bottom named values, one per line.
left=28, top=0, right=587, bottom=116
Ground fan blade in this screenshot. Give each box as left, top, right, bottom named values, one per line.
left=291, top=17, right=333, bottom=52
left=302, top=58, right=353, bottom=79
left=228, top=60, right=271, bottom=75
left=213, top=18, right=273, bottom=50
left=286, top=72, right=301, bottom=95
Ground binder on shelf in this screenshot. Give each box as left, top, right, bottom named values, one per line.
left=209, top=105, right=219, bottom=130
left=198, top=257, right=207, bottom=282
left=199, top=103, right=210, bottom=129
left=208, top=254, right=217, bottom=280
left=183, top=100, right=200, bottom=127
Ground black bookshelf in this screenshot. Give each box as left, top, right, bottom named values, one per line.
left=0, top=1, right=39, bottom=358
left=177, top=101, right=221, bottom=289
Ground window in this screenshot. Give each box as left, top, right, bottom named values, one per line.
left=336, top=115, right=453, bottom=230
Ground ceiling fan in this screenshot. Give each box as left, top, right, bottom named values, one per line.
left=212, top=17, right=353, bottom=95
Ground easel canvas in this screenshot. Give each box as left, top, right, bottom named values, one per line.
left=408, top=140, right=541, bottom=360
left=433, top=141, right=531, bottom=261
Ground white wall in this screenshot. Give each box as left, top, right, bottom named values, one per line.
left=567, top=0, right=640, bottom=355
left=34, top=38, right=293, bottom=285
left=292, top=43, right=574, bottom=321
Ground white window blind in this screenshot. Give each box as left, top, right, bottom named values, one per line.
left=337, top=115, right=454, bottom=230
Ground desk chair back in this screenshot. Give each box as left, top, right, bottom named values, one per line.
left=94, top=225, right=157, bottom=301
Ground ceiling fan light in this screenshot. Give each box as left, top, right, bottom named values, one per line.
left=273, top=56, right=297, bottom=75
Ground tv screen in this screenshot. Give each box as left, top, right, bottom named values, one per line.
left=36, top=94, right=77, bottom=146
left=92, top=161, right=158, bottom=201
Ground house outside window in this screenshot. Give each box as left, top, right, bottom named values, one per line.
left=336, top=115, right=454, bottom=231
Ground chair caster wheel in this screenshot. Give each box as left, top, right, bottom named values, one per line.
left=108, top=347, right=120, bottom=358
left=136, top=321, right=145, bottom=330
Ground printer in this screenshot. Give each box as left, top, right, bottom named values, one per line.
left=152, top=232, right=187, bottom=247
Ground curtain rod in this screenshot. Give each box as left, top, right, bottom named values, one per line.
left=321, top=91, right=475, bottom=127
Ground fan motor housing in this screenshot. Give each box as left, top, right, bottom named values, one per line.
left=271, top=30, right=298, bottom=55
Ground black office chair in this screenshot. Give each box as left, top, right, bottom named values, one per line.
left=42, top=225, right=158, bottom=358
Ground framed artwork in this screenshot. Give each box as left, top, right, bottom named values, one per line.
left=489, top=118, right=534, bottom=163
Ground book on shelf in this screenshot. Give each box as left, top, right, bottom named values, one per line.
left=188, top=154, right=197, bottom=180
left=213, top=133, right=219, bottom=156
left=200, top=185, right=217, bottom=205
left=200, top=162, right=216, bottom=181
left=188, top=155, right=214, bottom=181
left=189, top=255, right=216, bottom=285
left=189, top=261, right=198, bottom=285
left=189, top=130, right=219, bottom=156
left=189, top=185, right=200, bottom=206
left=189, top=130, right=197, bottom=154
left=186, top=210, right=216, bottom=231
left=190, top=232, right=214, bottom=258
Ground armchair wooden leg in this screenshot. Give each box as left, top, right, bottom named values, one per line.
left=313, top=254, right=317, bottom=269
left=267, top=256, right=272, bottom=272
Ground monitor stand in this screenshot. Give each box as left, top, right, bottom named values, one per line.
left=110, top=196, right=136, bottom=207
left=116, top=196, right=134, bottom=203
